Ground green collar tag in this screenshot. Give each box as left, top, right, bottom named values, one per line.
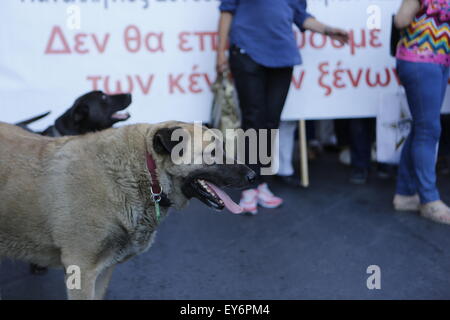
left=154, top=200, right=161, bottom=222
left=150, top=187, right=162, bottom=223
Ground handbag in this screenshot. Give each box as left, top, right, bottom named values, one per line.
left=376, top=88, right=412, bottom=164
left=210, top=70, right=241, bottom=135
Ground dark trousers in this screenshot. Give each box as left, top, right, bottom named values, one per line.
left=334, top=118, right=374, bottom=169
left=349, top=118, right=375, bottom=169
left=229, top=46, right=293, bottom=184
left=439, top=114, right=450, bottom=157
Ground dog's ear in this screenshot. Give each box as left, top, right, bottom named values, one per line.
left=71, top=102, right=89, bottom=123
left=153, top=127, right=182, bottom=155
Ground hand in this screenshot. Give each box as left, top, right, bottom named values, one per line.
left=325, top=27, right=349, bottom=45
left=216, top=51, right=228, bottom=74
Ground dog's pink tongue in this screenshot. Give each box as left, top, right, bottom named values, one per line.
left=206, top=182, right=243, bottom=214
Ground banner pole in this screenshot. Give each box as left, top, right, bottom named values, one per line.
left=299, top=119, right=309, bottom=188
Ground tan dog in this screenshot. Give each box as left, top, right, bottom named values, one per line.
left=0, top=121, right=255, bottom=299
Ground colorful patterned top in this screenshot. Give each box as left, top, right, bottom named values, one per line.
left=396, top=0, right=450, bottom=66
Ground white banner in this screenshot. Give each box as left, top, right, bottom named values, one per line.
left=0, top=0, right=449, bottom=131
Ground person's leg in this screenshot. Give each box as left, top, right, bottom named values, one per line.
left=410, top=67, right=445, bottom=204
left=438, top=115, right=450, bottom=159
left=349, top=118, right=372, bottom=169
left=397, top=60, right=446, bottom=204
left=437, top=114, right=450, bottom=175
left=265, top=67, right=293, bottom=126
left=437, top=68, right=450, bottom=174
left=396, top=126, right=416, bottom=190
left=393, top=126, right=421, bottom=211
left=229, top=46, right=267, bottom=184
left=276, top=120, right=301, bottom=187
left=395, top=59, right=420, bottom=198
left=255, top=66, right=293, bottom=207
left=277, top=120, right=296, bottom=177
left=264, top=66, right=294, bottom=175
left=439, top=66, right=449, bottom=107
left=349, top=118, right=372, bottom=184
left=438, top=68, right=450, bottom=149
left=229, top=47, right=268, bottom=214
left=334, top=119, right=350, bottom=147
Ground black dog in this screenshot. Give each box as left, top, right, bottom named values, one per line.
left=15, top=91, right=132, bottom=136
left=41, top=90, right=132, bottom=136
left=15, top=111, right=52, bottom=131
left=17, top=91, right=132, bottom=275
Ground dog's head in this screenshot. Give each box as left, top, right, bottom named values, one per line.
left=57, top=91, right=132, bottom=135
left=147, top=122, right=256, bottom=213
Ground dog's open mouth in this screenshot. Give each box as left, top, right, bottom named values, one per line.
left=111, top=111, right=130, bottom=121
left=193, top=179, right=243, bottom=214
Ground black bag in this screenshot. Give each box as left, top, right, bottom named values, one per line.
left=390, top=14, right=401, bottom=57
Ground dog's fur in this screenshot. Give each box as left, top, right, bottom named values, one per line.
left=15, top=91, right=131, bottom=137
left=15, top=90, right=132, bottom=275
left=0, top=121, right=253, bottom=299
left=41, top=91, right=132, bottom=136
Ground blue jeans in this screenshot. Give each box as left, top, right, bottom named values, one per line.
left=396, top=59, right=449, bottom=204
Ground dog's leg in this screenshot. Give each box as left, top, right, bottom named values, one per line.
left=94, top=265, right=115, bottom=300
left=62, top=256, right=99, bottom=300
left=65, top=267, right=98, bottom=300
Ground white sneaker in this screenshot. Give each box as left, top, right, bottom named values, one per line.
left=239, top=189, right=258, bottom=215
left=257, top=183, right=283, bottom=209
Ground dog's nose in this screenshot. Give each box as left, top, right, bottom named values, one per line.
left=246, top=171, right=257, bottom=184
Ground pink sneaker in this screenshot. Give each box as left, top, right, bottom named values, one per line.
left=257, top=183, right=283, bottom=209
left=239, top=189, right=258, bottom=215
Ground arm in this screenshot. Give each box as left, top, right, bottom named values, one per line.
left=295, top=1, right=348, bottom=45
left=394, top=0, right=421, bottom=29
left=217, top=11, right=233, bottom=73
left=216, top=0, right=237, bottom=73
left=303, top=17, right=349, bottom=45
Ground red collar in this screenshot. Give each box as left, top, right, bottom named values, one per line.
left=146, top=152, right=162, bottom=195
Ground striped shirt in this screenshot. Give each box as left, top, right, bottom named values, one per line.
left=396, top=0, right=450, bottom=66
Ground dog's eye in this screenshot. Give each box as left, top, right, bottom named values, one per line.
left=101, top=95, right=107, bottom=101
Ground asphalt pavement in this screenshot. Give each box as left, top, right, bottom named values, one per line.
left=1, top=153, right=450, bottom=300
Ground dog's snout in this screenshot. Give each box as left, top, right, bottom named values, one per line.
left=246, top=171, right=257, bottom=184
